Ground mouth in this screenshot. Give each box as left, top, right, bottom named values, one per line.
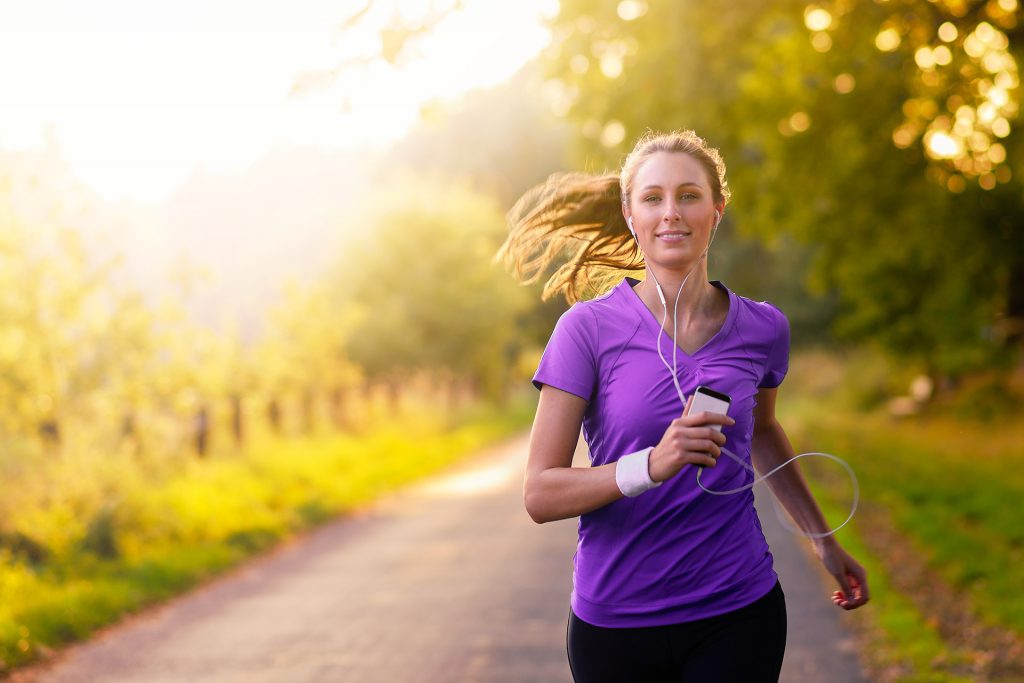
left=655, top=231, right=692, bottom=242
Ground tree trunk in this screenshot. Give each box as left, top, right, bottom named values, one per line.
left=230, top=394, right=245, bottom=447
left=194, top=404, right=210, bottom=458
left=267, top=397, right=282, bottom=435
left=329, top=387, right=346, bottom=429
left=1002, top=260, right=1024, bottom=346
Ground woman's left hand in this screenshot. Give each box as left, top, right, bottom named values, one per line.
left=814, top=540, right=870, bottom=610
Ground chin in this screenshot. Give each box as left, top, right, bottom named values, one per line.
left=651, top=251, right=699, bottom=270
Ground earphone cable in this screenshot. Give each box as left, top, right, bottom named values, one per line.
left=636, top=213, right=859, bottom=540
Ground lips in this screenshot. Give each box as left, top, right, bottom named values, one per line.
left=655, top=231, right=691, bottom=241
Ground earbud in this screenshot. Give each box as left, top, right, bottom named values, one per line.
left=714, top=210, right=721, bottom=227
left=627, top=215, right=661, bottom=301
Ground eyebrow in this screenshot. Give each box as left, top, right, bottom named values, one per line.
left=640, top=182, right=704, bottom=191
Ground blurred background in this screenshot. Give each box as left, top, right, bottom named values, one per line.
left=1, top=0, right=1023, bottom=680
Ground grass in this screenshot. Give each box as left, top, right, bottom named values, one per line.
left=799, top=461, right=977, bottom=683
left=778, top=351, right=1024, bottom=681
left=0, top=394, right=535, bottom=674
left=792, top=408, right=1024, bottom=630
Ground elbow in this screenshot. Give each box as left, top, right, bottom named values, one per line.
left=523, top=477, right=552, bottom=524
left=525, top=503, right=549, bottom=525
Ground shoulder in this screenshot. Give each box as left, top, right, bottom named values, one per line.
left=544, top=301, right=601, bottom=361
left=556, top=282, right=632, bottom=334
left=731, top=291, right=789, bottom=336
left=554, top=299, right=600, bottom=334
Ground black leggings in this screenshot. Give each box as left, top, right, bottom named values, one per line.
left=566, top=581, right=787, bottom=683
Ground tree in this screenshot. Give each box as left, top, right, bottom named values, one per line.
left=0, top=195, right=158, bottom=446
left=333, top=176, right=534, bottom=401
left=256, top=282, right=363, bottom=433
left=544, top=0, right=1023, bottom=376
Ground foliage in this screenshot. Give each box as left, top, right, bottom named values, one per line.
left=780, top=350, right=1024, bottom=680
left=0, top=397, right=535, bottom=673
left=332, top=176, right=537, bottom=399
left=544, top=0, right=1024, bottom=376
left=0, top=200, right=159, bottom=443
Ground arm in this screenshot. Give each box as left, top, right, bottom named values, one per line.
left=523, top=385, right=621, bottom=524
left=525, top=386, right=732, bottom=524
left=751, top=387, right=870, bottom=610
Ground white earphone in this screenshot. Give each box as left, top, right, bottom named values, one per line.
left=624, top=205, right=858, bottom=539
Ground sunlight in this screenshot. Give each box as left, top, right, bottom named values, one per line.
left=0, top=0, right=556, bottom=205
left=418, top=461, right=519, bottom=498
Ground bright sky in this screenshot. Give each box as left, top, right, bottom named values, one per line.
left=0, top=0, right=556, bottom=205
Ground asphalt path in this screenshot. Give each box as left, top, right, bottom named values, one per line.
left=13, top=432, right=869, bottom=682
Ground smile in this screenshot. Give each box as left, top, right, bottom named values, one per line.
left=655, top=231, right=691, bottom=242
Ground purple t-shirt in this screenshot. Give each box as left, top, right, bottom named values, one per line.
left=532, top=276, right=790, bottom=627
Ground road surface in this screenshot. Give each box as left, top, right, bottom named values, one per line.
left=14, top=433, right=868, bottom=682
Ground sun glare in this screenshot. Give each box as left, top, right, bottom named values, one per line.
left=0, top=0, right=555, bottom=205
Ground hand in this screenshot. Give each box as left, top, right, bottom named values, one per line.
left=648, top=394, right=736, bottom=483
left=815, top=540, right=870, bottom=610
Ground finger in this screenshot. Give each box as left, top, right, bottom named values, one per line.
left=683, top=394, right=694, bottom=417
left=832, top=580, right=865, bottom=611
left=834, top=570, right=852, bottom=600
left=851, top=566, right=870, bottom=603
left=847, top=573, right=869, bottom=606
left=690, top=426, right=723, bottom=442
left=689, top=440, right=721, bottom=458
left=690, top=451, right=717, bottom=467
left=831, top=590, right=851, bottom=609
left=698, top=411, right=735, bottom=427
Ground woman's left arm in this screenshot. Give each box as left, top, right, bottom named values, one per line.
left=750, top=387, right=870, bottom=610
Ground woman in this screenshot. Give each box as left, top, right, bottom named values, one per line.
left=500, top=130, right=869, bottom=682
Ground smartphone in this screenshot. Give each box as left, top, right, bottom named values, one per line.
left=686, top=385, right=732, bottom=432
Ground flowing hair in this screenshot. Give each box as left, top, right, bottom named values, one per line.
left=497, top=129, right=731, bottom=303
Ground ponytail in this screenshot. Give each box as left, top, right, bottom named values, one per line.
left=497, top=172, right=641, bottom=304
left=498, top=129, right=730, bottom=304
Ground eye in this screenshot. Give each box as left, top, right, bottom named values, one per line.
left=679, top=192, right=698, bottom=201
left=643, top=195, right=660, bottom=203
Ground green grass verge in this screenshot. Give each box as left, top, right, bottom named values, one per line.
left=780, top=386, right=1022, bottom=681
left=798, top=458, right=975, bottom=683
left=0, top=396, right=535, bottom=674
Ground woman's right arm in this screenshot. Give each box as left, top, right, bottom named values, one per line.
left=524, top=386, right=732, bottom=524
left=524, top=385, right=622, bottom=524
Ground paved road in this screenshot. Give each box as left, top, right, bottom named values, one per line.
left=14, top=433, right=868, bottom=682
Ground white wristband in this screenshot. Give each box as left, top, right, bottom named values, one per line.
left=615, top=447, right=662, bottom=497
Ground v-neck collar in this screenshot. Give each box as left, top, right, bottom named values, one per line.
left=619, top=276, right=737, bottom=360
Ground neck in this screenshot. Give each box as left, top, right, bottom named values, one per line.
left=640, top=261, right=713, bottom=314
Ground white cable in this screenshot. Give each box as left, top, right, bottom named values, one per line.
left=696, top=447, right=859, bottom=539
left=646, top=216, right=713, bottom=407
left=636, top=213, right=858, bottom=540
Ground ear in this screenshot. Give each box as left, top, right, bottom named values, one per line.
left=621, top=201, right=631, bottom=225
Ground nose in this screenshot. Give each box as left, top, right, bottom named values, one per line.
left=662, top=201, right=682, bottom=223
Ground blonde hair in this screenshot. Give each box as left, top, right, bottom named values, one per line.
left=498, top=129, right=731, bottom=303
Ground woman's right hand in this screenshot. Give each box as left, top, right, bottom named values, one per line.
left=648, top=394, right=735, bottom=483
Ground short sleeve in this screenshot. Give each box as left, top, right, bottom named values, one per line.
left=758, top=305, right=791, bottom=389
left=531, top=304, right=598, bottom=401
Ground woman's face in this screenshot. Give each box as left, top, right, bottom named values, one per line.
left=625, top=151, right=723, bottom=269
